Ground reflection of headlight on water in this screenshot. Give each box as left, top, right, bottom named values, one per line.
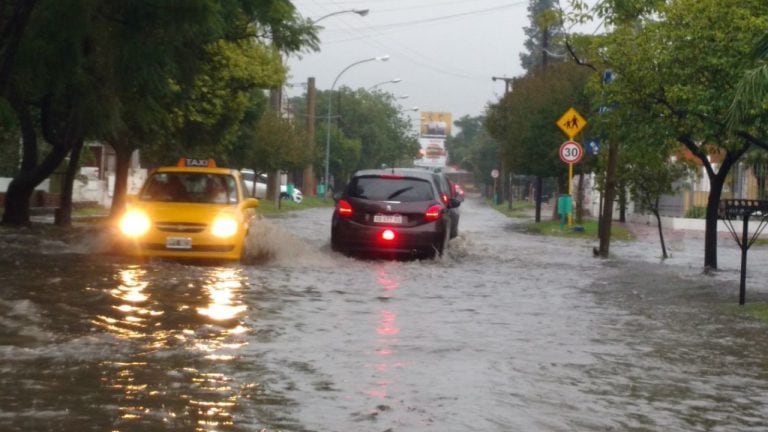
left=119, top=210, right=151, bottom=236
left=211, top=217, right=238, bottom=238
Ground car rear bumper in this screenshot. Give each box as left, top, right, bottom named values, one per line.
left=331, top=218, right=444, bottom=256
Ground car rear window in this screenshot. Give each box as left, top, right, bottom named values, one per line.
left=348, top=176, right=435, bottom=202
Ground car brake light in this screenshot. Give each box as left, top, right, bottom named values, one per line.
left=425, top=204, right=442, bottom=221
left=441, top=194, right=449, bottom=204
left=337, top=199, right=353, bottom=217
left=381, top=229, right=396, bottom=241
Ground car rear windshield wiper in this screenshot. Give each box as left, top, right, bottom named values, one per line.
left=386, top=186, right=413, bottom=200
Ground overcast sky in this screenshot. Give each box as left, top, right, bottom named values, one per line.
left=284, top=1, right=599, bottom=132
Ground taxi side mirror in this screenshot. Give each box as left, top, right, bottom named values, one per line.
left=243, top=197, right=259, bottom=209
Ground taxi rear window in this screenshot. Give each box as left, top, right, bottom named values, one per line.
left=348, top=176, right=434, bottom=202
left=141, top=173, right=238, bottom=204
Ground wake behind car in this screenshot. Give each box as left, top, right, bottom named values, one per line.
left=331, top=168, right=461, bottom=259
left=117, top=158, right=259, bottom=261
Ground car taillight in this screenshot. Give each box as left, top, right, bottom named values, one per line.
left=425, top=204, right=442, bottom=221
left=337, top=199, right=353, bottom=217
left=441, top=193, right=449, bottom=204
left=381, top=229, right=396, bottom=241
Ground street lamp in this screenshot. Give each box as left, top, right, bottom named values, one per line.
left=368, top=78, right=402, bottom=91
left=313, top=9, right=369, bottom=23
left=324, top=54, right=390, bottom=197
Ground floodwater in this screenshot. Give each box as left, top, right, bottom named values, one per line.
left=1, top=195, right=768, bottom=431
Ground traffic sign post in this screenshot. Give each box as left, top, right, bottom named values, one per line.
left=558, top=140, right=583, bottom=227
left=556, top=108, right=588, bottom=228
left=491, top=169, right=500, bottom=204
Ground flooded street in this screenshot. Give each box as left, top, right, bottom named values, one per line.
left=2, top=195, right=768, bottom=431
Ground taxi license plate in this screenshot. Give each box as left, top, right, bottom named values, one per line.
left=166, top=237, right=192, bottom=249
left=373, top=214, right=403, bottom=224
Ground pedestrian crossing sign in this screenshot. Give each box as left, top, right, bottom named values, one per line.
left=556, top=107, right=587, bottom=139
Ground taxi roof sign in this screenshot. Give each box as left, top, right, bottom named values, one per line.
left=177, top=158, right=216, bottom=168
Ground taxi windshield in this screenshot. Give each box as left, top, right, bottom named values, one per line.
left=141, top=173, right=238, bottom=204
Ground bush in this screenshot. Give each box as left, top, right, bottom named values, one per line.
left=685, top=206, right=706, bottom=219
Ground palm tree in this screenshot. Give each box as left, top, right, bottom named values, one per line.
left=730, top=34, right=768, bottom=125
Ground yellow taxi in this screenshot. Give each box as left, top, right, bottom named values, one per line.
left=117, top=158, right=259, bottom=261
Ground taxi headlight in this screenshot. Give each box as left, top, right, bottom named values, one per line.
left=211, top=216, right=238, bottom=238
left=119, top=210, right=151, bottom=236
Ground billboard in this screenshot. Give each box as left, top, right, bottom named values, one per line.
left=420, top=111, right=452, bottom=138
left=415, top=137, right=447, bottom=168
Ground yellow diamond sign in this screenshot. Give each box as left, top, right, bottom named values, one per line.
left=556, top=107, right=587, bottom=139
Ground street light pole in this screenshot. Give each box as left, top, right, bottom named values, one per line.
left=323, top=54, right=389, bottom=197
left=368, top=78, right=402, bottom=91
left=313, top=9, right=369, bottom=23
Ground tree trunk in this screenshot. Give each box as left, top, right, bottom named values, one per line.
left=704, top=174, right=725, bottom=270
left=534, top=176, right=542, bottom=223
left=653, top=208, right=668, bottom=259
left=618, top=180, right=627, bottom=223
left=1, top=133, right=72, bottom=226
left=109, top=143, right=135, bottom=219
left=1, top=180, right=34, bottom=226
left=56, top=139, right=84, bottom=227
left=576, top=173, right=585, bottom=224
left=598, top=140, right=620, bottom=257
left=303, top=77, right=316, bottom=197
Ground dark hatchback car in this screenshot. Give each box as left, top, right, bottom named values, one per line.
left=331, top=168, right=462, bottom=259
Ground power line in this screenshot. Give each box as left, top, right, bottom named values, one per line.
left=323, top=2, right=527, bottom=40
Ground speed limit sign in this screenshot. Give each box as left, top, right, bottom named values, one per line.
left=559, top=140, right=583, bottom=164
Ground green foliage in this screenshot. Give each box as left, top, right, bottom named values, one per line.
left=524, top=219, right=633, bottom=240
left=0, top=127, right=20, bottom=177
left=466, top=128, right=500, bottom=188
left=256, top=194, right=333, bottom=215
left=520, top=0, right=567, bottom=73
left=486, top=62, right=592, bottom=181
left=248, top=110, right=311, bottom=174
left=445, top=115, right=483, bottom=170
left=290, top=88, right=418, bottom=186
left=685, top=206, right=707, bottom=219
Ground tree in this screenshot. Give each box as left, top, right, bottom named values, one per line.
left=486, top=62, right=592, bottom=221
left=445, top=115, right=483, bottom=170
left=594, top=0, right=768, bottom=269
left=100, top=0, right=315, bottom=219
left=520, top=0, right=567, bottom=73
left=618, top=129, right=697, bottom=258
left=1, top=0, right=98, bottom=227
left=247, top=110, right=310, bottom=176
left=303, top=88, right=418, bottom=189
left=0, top=0, right=319, bottom=227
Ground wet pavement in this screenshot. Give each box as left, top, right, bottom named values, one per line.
left=1, top=195, right=768, bottom=431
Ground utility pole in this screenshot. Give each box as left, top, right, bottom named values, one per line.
left=303, top=77, right=316, bottom=196
left=491, top=76, right=514, bottom=94
left=492, top=76, right=514, bottom=206
left=269, top=87, right=282, bottom=207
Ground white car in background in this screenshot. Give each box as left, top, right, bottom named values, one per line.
left=241, top=169, right=303, bottom=204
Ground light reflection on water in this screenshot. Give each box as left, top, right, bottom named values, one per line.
left=94, top=265, right=251, bottom=431
left=368, top=266, right=403, bottom=401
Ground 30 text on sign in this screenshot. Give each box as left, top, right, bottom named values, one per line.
left=559, top=141, right=583, bottom=164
